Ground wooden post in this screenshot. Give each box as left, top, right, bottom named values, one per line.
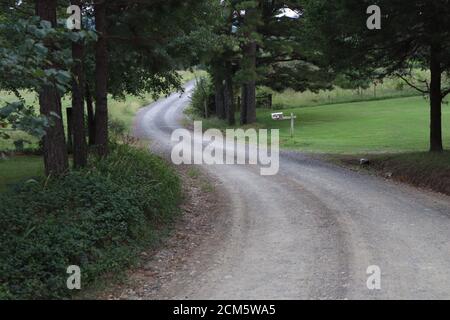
left=271, top=112, right=296, bottom=138
left=290, top=113, right=294, bottom=138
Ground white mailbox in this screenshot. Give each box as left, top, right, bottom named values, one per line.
left=271, top=112, right=284, bottom=120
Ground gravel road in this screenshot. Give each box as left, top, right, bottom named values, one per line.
left=134, top=82, right=450, bottom=300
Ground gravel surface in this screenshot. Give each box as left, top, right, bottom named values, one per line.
left=128, top=83, right=450, bottom=300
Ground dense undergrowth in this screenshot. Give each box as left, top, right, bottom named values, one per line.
left=0, top=144, right=181, bottom=299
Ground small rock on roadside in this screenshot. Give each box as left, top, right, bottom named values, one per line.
left=384, top=172, right=393, bottom=179
left=360, top=158, right=370, bottom=166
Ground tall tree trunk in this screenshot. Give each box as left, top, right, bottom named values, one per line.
left=224, top=63, right=235, bottom=126
left=94, top=1, right=108, bottom=156
left=71, top=0, right=87, bottom=168
left=242, top=41, right=257, bottom=124
left=429, top=42, right=443, bottom=153
left=214, top=77, right=226, bottom=120
left=85, top=84, right=96, bottom=146
left=240, top=85, right=247, bottom=125
left=36, top=0, right=69, bottom=176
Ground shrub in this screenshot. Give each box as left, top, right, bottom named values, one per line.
left=189, top=76, right=215, bottom=117
left=108, top=118, right=127, bottom=140
left=0, top=145, right=181, bottom=299
left=91, top=144, right=181, bottom=223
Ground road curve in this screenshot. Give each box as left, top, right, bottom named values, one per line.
left=134, top=83, right=450, bottom=300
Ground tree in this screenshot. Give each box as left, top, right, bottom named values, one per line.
left=0, top=1, right=75, bottom=174
left=71, top=0, right=88, bottom=168
left=237, top=3, right=260, bottom=125
left=85, top=0, right=214, bottom=153
left=93, top=0, right=108, bottom=156
left=305, top=0, right=450, bottom=152
left=191, top=0, right=239, bottom=125
left=36, top=0, right=69, bottom=175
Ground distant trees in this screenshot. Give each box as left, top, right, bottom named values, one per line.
left=304, top=0, right=450, bottom=152
left=200, top=0, right=333, bottom=125
left=192, top=0, right=239, bottom=125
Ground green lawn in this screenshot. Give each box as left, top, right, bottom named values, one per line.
left=199, top=96, right=450, bottom=153
left=0, top=156, right=43, bottom=191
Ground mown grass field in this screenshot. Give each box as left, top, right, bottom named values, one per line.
left=199, top=96, right=450, bottom=154
left=263, top=96, right=450, bottom=153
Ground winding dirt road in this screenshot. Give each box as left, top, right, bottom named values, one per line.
left=134, top=83, right=450, bottom=300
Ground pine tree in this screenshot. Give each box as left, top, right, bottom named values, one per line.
left=36, top=0, right=69, bottom=175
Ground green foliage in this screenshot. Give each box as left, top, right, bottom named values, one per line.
left=189, top=76, right=215, bottom=117
left=108, top=118, right=127, bottom=140
left=92, top=145, right=181, bottom=223
left=104, top=0, right=215, bottom=100
left=0, top=145, right=181, bottom=299
left=0, top=13, right=95, bottom=150
left=0, top=17, right=78, bottom=93
left=303, top=0, right=450, bottom=92
left=0, top=100, right=48, bottom=143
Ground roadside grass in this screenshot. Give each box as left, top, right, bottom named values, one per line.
left=178, top=69, right=208, bottom=83
left=329, top=151, right=450, bottom=196
left=194, top=96, right=450, bottom=154
left=187, top=167, right=201, bottom=179
left=108, top=93, right=154, bottom=131
left=186, top=167, right=214, bottom=192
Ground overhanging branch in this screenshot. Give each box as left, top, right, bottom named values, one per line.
left=442, top=87, right=450, bottom=99
left=395, top=73, right=428, bottom=94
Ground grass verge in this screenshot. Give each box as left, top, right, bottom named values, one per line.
left=328, top=151, right=450, bottom=196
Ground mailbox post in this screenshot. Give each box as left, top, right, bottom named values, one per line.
left=290, top=113, right=295, bottom=138
left=271, top=112, right=297, bottom=138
